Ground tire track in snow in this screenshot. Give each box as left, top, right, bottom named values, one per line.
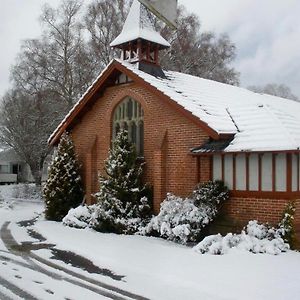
left=0, top=274, right=38, bottom=300
left=0, top=288, right=15, bottom=300
left=1, top=221, right=150, bottom=300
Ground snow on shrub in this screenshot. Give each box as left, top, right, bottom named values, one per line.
left=62, top=205, right=98, bottom=228
left=94, top=130, right=152, bottom=234
left=0, top=191, right=15, bottom=210
left=194, top=220, right=290, bottom=255
left=63, top=201, right=149, bottom=234
left=43, top=132, right=84, bottom=221
left=143, top=194, right=211, bottom=243
left=0, top=184, right=41, bottom=202
left=142, top=181, right=229, bottom=244
left=193, top=180, right=228, bottom=208
left=93, top=196, right=150, bottom=234
left=277, top=202, right=297, bottom=249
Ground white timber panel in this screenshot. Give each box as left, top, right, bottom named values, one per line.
left=236, top=154, right=246, bottom=190
left=249, top=154, right=259, bottom=191
left=224, top=154, right=233, bottom=189
left=213, top=155, right=222, bottom=181
left=292, top=154, right=298, bottom=191
left=262, top=153, right=272, bottom=191
left=275, top=153, right=286, bottom=192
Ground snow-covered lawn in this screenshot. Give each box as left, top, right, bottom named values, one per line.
left=33, top=222, right=300, bottom=300
left=1, top=184, right=300, bottom=300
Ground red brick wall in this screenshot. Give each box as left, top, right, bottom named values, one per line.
left=68, top=78, right=300, bottom=246
left=220, top=197, right=300, bottom=247
left=199, top=156, right=211, bottom=183
left=223, top=197, right=290, bottom=225
left=294, top=199, right=300, bottom=246
left=70, top=82, right=209, bottom=209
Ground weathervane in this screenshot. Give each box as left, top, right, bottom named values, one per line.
left=138, top=0, right=178, bottom=30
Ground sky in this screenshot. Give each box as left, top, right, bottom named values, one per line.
left=0, top=0, right=299, bottom=98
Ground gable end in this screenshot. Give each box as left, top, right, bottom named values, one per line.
left=49, top=60, right=225, bottom=146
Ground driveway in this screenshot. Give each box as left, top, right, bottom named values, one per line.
left=0, top=216, right=149, bottom=300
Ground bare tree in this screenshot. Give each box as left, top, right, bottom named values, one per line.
left=159, top=6, right=239, bottom=85
left=84, top=2, right=239, bottom=85
left=85, top=0, right=131, bottom=71
left=0, top=138, right=8, bottom=151
left=12, top=0, right=95, bottom=110
left=0, top=89, right=64, bottom=185
left=248, top=83, right=299, bottom=101
left=0, top=0, right=95, bottom=185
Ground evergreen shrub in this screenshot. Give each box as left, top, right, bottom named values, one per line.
left=143, top=181, right=229, bottom=244
left=43, top=132, right=84, bottom=221
left=94, top=130, right=152, bottom=234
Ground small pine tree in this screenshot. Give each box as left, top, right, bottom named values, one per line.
left=43, top=132, right=84, bottom=221
left=278, top=202, right=297, bottom=249
left=95, top=130, right=151, bottom=233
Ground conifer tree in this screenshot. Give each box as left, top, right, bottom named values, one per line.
left=95, top=130, right=151, bottom=233
left=43, top=132, right=84, bottom=221
left=278, top=202, right=297, bottom=249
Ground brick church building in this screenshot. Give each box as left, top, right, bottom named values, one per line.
left=49, top=1, right=300, bottom=237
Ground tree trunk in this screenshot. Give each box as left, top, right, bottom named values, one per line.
left=32, top=170, right=42, bottom=186
left=29, top=164, right=42, bottom=186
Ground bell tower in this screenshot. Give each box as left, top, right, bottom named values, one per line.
left=110, top=0, right=170, bottom=76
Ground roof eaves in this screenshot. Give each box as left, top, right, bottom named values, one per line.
left=49, top=59, right=230, bottom=146
left=191, top=138, right=234, bottom=155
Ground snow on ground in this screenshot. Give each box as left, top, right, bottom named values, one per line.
left=31, top=221, right=300, bottom=300
left=1, top=184, right=300, bottom=300
left=0, top=184, right=109, bottom=300
left=0, top=260, right=107, bottom=300
left=0, top=184, right=43, bottom=226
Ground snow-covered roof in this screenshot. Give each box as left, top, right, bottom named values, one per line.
left=50, top=58, right=300, bottom=153
left=116, top=59, right=300, bottom=152
left=110, top=0, right=170, bottom=48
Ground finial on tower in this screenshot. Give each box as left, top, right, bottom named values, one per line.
left=110, top=0, right=170, bottom=71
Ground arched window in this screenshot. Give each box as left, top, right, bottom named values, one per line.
left=112, top=97, right=144, bottom=156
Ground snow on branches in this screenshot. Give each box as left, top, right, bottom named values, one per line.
left=94, top=129, right=152, bottom=234
left=43, top=132, right=84, bottom=221
left=143, top=181, right=229, bottom=244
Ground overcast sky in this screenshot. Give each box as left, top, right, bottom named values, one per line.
left=0, top=0, right=299, bottom=98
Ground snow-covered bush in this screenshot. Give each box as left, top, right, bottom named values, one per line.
left=93, top=196, right=151, bottom=234
left=94, top=130, right=152, bottom=234
left=142, top=194, right=207, bottom=243
left=193, top=180, right=228, bottom=208
left=63, top=198, right=151, bottom=233
left=62, top=205, right=98, bottom=228
left=194, top=220, right=290, bottom=255
left=0, top=191, right=14, bottom=209
left=43, top=132, right=84, bottom=221
left=9, top=184, right=40, bottom=200
left=0, top=184, right=41, bottom=202
left=142, top=181, right=229, bottom=244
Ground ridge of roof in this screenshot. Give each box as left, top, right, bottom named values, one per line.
left=49, top=59, right=224, bottom=146
left=116, top=59, right=300, bottom=152
left=49, top=58, right=300, bottom=152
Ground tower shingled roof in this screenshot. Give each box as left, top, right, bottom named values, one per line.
left=110, top=0, right=170, bottom=49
